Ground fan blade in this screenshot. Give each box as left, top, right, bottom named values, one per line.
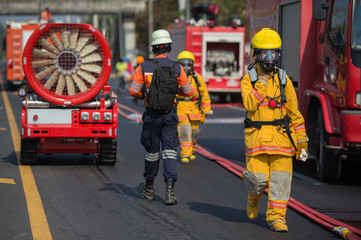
left=69, top=30, right=79, bottom=49
left=36, top=66, right=55, bottom=80
left=50, top=32, right=63, bottom=49
left=55, top=75, right=65, bottom=95
left=40, top=38, right=58, bottom=53
left=72, top=74, right=88, bottom=92
left=77, top=70, right=97, bottom=85
left=81, top=53, right=102, bottom=64
left=75, top=37, right=88, bottom=52
left=66, top=76, right=75, bottom=96
left=43, top=71, right=59, bottom=90
left=32, top=60, right=53, bottom=68
left=33, top=49, right=55, bottom=59
left=81, top=64, right=102, bottom=74
left=60, top=30, right=70, bottom=48
left=79, top=43, right=98, bottom=57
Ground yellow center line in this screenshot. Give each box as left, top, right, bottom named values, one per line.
left=0, top=78, right=52, bottom=240
left=0, top=127, right=6, bottom=131
left=0, top=178, right=16, bottom=184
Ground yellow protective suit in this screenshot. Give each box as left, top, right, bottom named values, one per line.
left=241, top=64, right=308, bottom=227
left=177, top=72, right=211, bottom=160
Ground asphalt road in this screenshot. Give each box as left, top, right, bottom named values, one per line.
left=0, top=76, right=360, bottom=240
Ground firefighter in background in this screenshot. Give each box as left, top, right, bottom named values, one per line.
left=116, top=57, right=133, bottom=92
left=129, top=29, right=193, bottom=205
left=176, top=51, right=211, bottom=164
left=241, top=28, right=308, bottom=232
left=136, top=56, right=145, bottom=67
left=40, top=8, right=53, bottom=22
left=130, top=56, right=145, bottom=103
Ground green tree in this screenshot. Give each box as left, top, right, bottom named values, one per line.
left=135, top=0, right=179, bottom=56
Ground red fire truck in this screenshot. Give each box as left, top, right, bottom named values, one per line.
left=20, top=23, right=118, bottom=165
left=168, top=21, right=245, bottom=102
left=245, top=0, right=361, bottom=181
left=6, top=21, right=39, bottom=90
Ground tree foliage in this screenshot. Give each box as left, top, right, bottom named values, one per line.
left=135, top=0, right=179, bottom=55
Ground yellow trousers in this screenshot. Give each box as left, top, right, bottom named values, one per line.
left=243, top=154, right=292, bottom=224
left=178, top=118, right=201, bottom=158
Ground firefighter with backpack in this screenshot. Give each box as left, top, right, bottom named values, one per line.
left=241, top=28, right=308, bottom=232
left=129, top=29, right=193, bottom=205
left=176, top=51, right=212, bottom=164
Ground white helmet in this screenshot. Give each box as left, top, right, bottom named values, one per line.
left=151, top=29, right=173, bottom=46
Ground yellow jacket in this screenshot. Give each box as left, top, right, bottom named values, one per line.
left=177, top=72, right=211, bottom=122
left=241, top=65, right=308, bottom=157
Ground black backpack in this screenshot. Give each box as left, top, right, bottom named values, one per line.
left=148, top=60, right=179, bottom=112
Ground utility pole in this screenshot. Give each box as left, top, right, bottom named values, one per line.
left=118, top=4, right=124, bottom=59
left=148, top=0, right=153, bottom=57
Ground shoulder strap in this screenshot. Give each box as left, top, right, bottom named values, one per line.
left=278, top=68, right=287, bottom=86
left=249, top=67, right=258, bottom=83
left=277, top=68, right=288, bottom=103
left=193, top=72, right=202, bottom=110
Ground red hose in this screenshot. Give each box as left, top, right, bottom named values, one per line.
left=118, top=104, right=361, bottom=240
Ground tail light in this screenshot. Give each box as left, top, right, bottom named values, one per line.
left=22, top=23, right=112, bottom=106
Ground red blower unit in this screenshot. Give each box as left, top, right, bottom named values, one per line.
left=20, top=23, right=118, bottom=165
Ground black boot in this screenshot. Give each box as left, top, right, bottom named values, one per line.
left=138, top=179, right=154, bottom=200
left=165, top=179, right=177, bottom=205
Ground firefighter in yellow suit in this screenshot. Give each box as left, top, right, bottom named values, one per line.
left=241, top=28, right=308, bottom=232
left=176, top=51, right=211, bottom=164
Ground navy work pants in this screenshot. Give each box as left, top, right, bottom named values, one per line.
left=140, top=107, right=179, bottom=182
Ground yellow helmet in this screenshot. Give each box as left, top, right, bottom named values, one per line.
left=177, top=51, right=195, bottom=63
left=177, top=51, right=195, bottom=76
left=251, top=28, right=282, bottom=50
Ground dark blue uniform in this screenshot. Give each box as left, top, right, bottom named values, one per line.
left=129, top=55, right=193, bottom=182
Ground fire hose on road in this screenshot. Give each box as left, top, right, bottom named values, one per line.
left=118, top=103, right=361, bottom=240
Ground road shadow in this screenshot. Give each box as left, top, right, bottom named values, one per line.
left=98, top=182, right=166, bottom=204
left=187, top=201, right=268, bottom=228
left=2, top=151, right=19, bottom=165
left=36, top=154, right=95, bottom=165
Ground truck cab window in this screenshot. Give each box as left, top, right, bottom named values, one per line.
left=328, top=0, right=348, bottom=59
left=351, top=1, right=361, bottom=51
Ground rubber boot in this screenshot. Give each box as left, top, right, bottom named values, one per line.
left=181, top=157, right=190, bottom=164
left=138, top=179, right=154, bottom=201
left=247, top=193, right=260, bottom=220
left=269, top=220, right=288, bottom=232
left=165, top=179, right=177, bottom=205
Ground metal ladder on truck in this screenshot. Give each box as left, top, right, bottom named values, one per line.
left=11, top=33, right=23, bottom=82
left=189, top=25, right=203, bottom=73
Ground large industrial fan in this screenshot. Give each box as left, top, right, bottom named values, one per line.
left=22, top=23, right=112, bottom=106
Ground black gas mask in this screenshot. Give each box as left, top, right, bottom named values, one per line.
left=178, top=58, right=194, bottom=77
left=256, top=49, right=279, bottom=73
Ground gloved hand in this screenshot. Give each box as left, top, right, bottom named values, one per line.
left=257, top=73, right=270, bottom=84
left=200, top=111, right=213, bottom=124
left=200, top=114, right=207, bottom=123
left=295, top=141, right=308, bottom=161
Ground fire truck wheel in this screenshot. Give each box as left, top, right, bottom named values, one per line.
left=20, top=139, right=39, bottom=165
left=315, top=109, right=341, bottom=182
left=97, top=139, right=117, bottom=165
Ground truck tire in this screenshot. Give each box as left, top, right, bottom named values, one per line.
left=97, top=139, right=117, bottom=165
left=20, top=139, right=38, bottom=165
left=315, top=109, right=341, bottom=182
